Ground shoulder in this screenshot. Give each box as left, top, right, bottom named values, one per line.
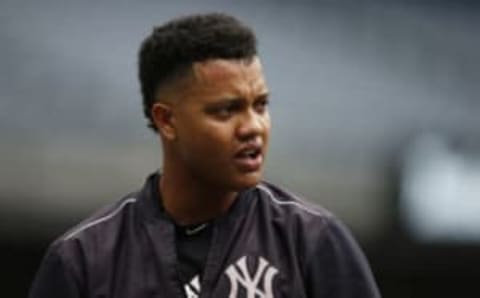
left=46, top=193, right=141, bottom=273
left=61, top=193, right=140, bottom=242
left=254, top=181, right=360, bottom=250
left=252, top=182, right=380, bottom=296
left=46, top=192, right=141, bottom=263
left=255, top=181, right=334, bottom=223
left=31, top=193, right=142, bottom=296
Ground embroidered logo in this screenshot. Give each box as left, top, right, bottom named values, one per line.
left=225, top=256, right=279, bottom=298
left=184, top=275, right=201, bottom=298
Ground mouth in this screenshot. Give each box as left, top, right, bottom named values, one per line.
left=234, top=145, right=263, bottom=172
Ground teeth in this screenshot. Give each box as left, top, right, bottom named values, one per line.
left=240, top=149, right=258, bottom=157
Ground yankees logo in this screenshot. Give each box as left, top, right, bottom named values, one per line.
left=225, top=256, right=279, bottom=298
left=184, top=275, right=201, bottom=298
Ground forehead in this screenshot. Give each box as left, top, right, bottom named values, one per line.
left=188, top=57, right=267, bottom=93
left=193, top=57, right=262, bottom=80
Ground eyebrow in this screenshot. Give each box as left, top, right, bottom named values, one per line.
left=256, top=92, right=270, bottom=100
left=205, top=98, right=243, bottom=109
left=210, top=91, right=270, bottom=104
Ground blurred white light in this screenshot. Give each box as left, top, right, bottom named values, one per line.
left=401, top=133, right=480, bottom=243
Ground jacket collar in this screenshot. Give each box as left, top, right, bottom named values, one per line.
left=137, top=172, right=257, bottom=225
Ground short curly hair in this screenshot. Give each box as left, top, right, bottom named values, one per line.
left=138, top=13, right=258, bottom=132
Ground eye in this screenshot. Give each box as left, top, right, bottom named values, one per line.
left=210, top=101, right=242, bottom=119
left=217, top=106, right=235, bottom=117
left=254, top=97, right=269, bottom=114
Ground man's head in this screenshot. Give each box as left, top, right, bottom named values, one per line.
left=138, top=13, right=270, bottom=190
left=139, top=13, right=258, bottom=131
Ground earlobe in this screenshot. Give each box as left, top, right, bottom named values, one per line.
left=151, top=103, right=176, bottom=140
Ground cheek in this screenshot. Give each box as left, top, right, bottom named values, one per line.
left=181, top=120, right=233, bottom=155
left=261, top=114, right=271, bottom=137
left=202, top=123, right=235, bottom=149
left=264, top=113, right=271, bottom=129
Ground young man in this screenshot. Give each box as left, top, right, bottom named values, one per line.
left=30, top=13, right=380, bottom=297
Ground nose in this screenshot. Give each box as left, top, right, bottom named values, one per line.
left=236, top=109, right=267, bottom=142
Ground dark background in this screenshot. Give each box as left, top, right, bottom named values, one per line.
left=1, top=0, right=479, bottom=297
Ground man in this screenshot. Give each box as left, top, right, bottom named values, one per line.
left=30, top=13, right=380, bottom=297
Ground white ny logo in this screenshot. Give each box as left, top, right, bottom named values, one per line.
left=184, top=275, right=201, bottom=298
left=225, top=256, right=279, bottom=298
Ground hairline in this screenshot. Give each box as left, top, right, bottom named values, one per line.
left=153, top=56, right=258, bottom=104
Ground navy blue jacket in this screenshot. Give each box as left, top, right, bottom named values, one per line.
left=30, top=173, right=380, bottom=297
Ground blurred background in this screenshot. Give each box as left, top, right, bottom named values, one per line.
left=1, top=0, right=479, bottom=297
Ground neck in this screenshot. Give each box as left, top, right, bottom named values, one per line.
left=159, top=158, right=238, bottom=226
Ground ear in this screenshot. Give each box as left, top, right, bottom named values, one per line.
left=151, top=102, right=176, bottom=140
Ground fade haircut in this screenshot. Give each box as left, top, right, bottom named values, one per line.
left=138, top=13, right=258, bottom=132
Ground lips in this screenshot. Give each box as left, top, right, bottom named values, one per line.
left=234, top=144, right=263, bottom=172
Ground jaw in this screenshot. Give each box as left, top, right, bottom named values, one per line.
left=163, top=141, right=266, bottom=192
left=227, top=167, right=264, bottom=190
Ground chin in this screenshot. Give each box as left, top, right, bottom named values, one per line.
left=230, top=172, right=263, bottom=190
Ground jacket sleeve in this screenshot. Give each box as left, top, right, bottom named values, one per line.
left=305, top=216, right=381, bottom=298
left=29, top=244, right=83, bottom=298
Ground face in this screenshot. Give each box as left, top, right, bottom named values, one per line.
left=156, top=57, right=270, bottom=191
